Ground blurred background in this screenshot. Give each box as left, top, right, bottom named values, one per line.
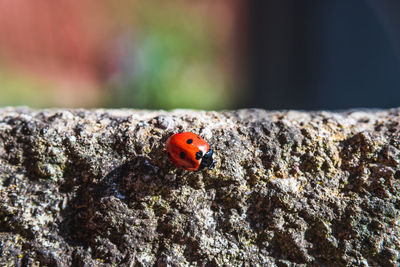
left=0, top=0, right=400, bottom=110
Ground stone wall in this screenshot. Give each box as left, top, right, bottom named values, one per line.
left=0, top=108, right=399, bottom=266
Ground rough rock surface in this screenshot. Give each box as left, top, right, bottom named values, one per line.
left=0, top=108, right=399, bottom=266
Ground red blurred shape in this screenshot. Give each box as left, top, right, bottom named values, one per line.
left=0, top=0, right=113, bottom=106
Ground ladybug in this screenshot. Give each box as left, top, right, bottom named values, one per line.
left=166, top=132, right=216, bottom=171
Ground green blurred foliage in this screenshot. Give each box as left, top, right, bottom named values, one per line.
left=104, top=1, right=232, bottom=110
left=0, top=69, right=51, bottom=107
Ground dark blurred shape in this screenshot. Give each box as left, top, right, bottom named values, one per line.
left=368, top=0, right=400, bottom=60
left=247, top=0, right=400, bottom=110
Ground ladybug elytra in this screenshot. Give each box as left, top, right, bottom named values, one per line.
left=166, top=132, right=216, bottom=171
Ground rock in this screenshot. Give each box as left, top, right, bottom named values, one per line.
left=0, top=107, right=399, bottom=266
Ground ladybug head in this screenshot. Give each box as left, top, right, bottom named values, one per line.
left=199, top=149, right=216, bottom=170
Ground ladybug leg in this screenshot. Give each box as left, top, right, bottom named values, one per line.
left=208, top=159, right=216, bottom=170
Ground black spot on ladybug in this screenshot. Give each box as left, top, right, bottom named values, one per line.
left=180, top=152, right=186, bottom=159
left=182, top=165, right=187, bottom=169
left=187, top=139, right=193, bottom=144
left=168, top=152, right=171, bottom=158
left=195, top=151, right=203, bottom=160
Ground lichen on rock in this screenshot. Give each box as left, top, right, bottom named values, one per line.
left=0, top=107, right=399, bottom=266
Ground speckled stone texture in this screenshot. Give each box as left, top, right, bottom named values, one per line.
left=0, top=108, right=399, bottom=266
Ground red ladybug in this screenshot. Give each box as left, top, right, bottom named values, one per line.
left=166, top=132, right=216, bottom=171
